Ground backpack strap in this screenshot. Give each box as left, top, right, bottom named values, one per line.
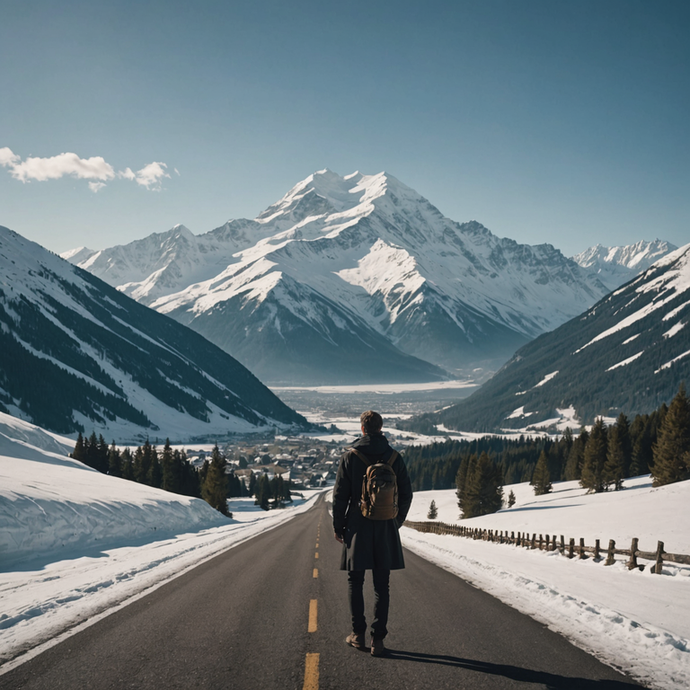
left=349, top=448, right=398, bottom=468
left=386, top=450, right=399, bottom=467
left=348, top=448, right=372, bottom=466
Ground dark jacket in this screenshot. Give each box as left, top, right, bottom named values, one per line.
left=332, top=433, right=413, bottom=571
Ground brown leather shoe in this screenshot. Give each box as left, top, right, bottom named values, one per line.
left=345, top=632, right=365, bottom=649
left=371, top=637, right=385, bottom=657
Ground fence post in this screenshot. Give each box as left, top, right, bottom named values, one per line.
left=605, top=539, right=616, bottom=566
left=651, top=541, right=664, bottom=575
left=627, top=537, right=640, bottom=570
left=559, top=535, right=565, bottom=554
left=568, top=538, right=575, bottom=559
left=579, top=538, right=587, bottom=559
left=594, top=539, right=600, bottom=560
left=538, top=534, right=543, bottom=550
left=531, top=533, right=536, bottom=549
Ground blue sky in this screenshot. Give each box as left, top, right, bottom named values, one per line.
left=1, top=0, right=688, bottom=256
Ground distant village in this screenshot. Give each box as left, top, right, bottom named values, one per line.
left=184, top=435, right=346, bottom=492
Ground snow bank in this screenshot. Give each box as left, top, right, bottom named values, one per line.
left=0, top=437, right=228, bottom=570
left=405, top=480, right=690, bottom=690
left=0, top=414, right=325, bottom=668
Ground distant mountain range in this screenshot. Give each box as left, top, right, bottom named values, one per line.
left=0, top=226, right=310, bottom=440
left=571, top=240, right=677, bottom=291
left=65, top=169, right=624, bottom=385
left=420, top=243, right=690, bottom=432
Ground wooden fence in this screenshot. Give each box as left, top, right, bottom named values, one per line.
left=403, top=520, right=690, bottom=575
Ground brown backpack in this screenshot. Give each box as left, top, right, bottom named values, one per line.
left=350, top=448, right=399, bottom=520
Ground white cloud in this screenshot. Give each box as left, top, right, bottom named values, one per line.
left=118, top=167, right=136, bottom=181
left=7, top=151, right=115, bottom=183
left=0, top=147, right=174, bottom=192
left=0, top=147, right=20, bottom=167
left=132, top=161, right=170, bottom=189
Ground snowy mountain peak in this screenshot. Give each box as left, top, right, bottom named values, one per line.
left=572, top=240, right=677, bottom=291
left=64, top=169, right=642, bottom=384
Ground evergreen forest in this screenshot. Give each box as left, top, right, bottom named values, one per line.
left=71, top=433, right=293, bottom=516
left=404, top=385, right=690, bottom=519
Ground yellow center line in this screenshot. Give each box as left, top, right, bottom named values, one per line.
left=315, top=552, right=319, bottom=559
left=313, top=567, right=318, bottom=578
left=303, top=653, right=319, bottom=690
left=308, top=599, right=318, bottom=632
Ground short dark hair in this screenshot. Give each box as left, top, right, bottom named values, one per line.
left=360, top=410, right=383, bottom=435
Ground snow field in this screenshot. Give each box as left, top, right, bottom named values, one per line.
left=404, top=480, right=690, bottom=690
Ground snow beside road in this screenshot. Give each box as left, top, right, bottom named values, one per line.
left=0, top=413, right=323, bottom=670
left=403, top=482, right=690, bottom=690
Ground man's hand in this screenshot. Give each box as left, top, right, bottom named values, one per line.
left=334, top=531, right=344, bottom=544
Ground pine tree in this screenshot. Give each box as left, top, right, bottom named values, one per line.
left=72, top=432, right=86, bottom=464
left=161, top=439, right=180, bottom=493
left=531, top=450, right=552, bottom=495
left=201, top=445, right=230, bottom=515
left=140, top=439, right=154, bottom=485
left=462, top=452, right=503, bottom=518
left=97, top=435, right=109, bottom=473
left=248, top=470, right=257, bottom=497
left=581, top=418, right=608, bottom=493
left=615, top=413, right=633, bottom=478
left=507, top=490, right=516, bottom=508
left=559, top=427, right=574, bottom=480
left=629, top=411, right=662, bottom=476
left=226, top=471, right=242, bottom=498
left=282, top=477, right=292, bottom=504
left=147, top=446, right=162, bottom=488
left=85, top=431, right=99, bottom=470
left=107, top=442, right=122, bottom=477
left=604, top=423, right=625, bottom=490
left=121, top=448, right=134, bottom=480
left=254, top=474, right=270, bottom=511
left=456, top=454, right=476, bottom=518
left=564, top=428, right=588, bottom=480
left=180, top=450, right=201, bottom=497
left=427, top=500, right=438, bottom=520
left=651, top=384, right=690, bottom=487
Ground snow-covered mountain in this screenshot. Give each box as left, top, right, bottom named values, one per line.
left=428, top=243, right=690, bottom=432
left=66, top=169, right=611, bottom=384
left=572, top=240, right=677, bottom=291
left=0, top=225, right=310, bottom=440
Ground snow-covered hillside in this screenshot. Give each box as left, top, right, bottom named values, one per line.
left=404, top=481, right=690, bottom=690
left=431, top=242, right=690, bottom=431
left=0, top=225, right=310, bottom=440
left=65, top=169, right=611, bottom=383
left=573, top=240, right=677, bottom=291
left=0, top=412, right=323, bottom=665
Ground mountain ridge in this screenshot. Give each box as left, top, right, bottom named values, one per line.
left=420, top=242, right=690, bottom=432
left=571, top=239, right=677, bottom=291
left=64, top=170, right=652, bottom=384
left=0, top=225, right=311, bottom=440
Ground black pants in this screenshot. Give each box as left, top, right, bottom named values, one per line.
left=347, top=569, right=390, bottom=639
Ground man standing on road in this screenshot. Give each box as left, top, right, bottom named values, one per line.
left=333, top=410, right=413, bottom=657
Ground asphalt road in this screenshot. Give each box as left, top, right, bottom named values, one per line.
left=0, top=495, right=643, bottom=689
